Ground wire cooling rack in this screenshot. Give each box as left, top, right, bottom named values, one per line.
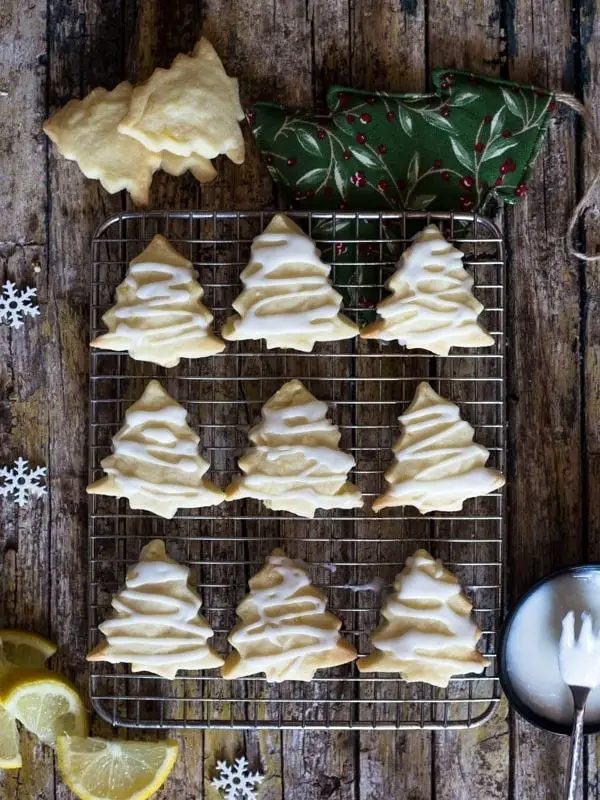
left=88, top=210, right=505, bottom=730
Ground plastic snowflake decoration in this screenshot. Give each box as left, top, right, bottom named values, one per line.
left=0, top=281, right=40, bottom=329
left=211, top=756, right=264, bottom=800
left=0, top=458, right=47, bottom=508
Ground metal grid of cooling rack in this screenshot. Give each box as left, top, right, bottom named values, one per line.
left=88, top=210, right=506, bottom=731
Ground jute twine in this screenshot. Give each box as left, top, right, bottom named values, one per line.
left=556, top=92, right=600, bottom=262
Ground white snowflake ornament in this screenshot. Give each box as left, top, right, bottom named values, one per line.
left=0, top=281, right=40, bottom=329
left=0, top=458, right=47, bottom=507
left=211, top=756, right=264, bottom=800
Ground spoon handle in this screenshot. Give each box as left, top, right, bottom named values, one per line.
left=564, top=690, right=589, bottom=800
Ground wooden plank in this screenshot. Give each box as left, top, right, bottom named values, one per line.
left=0, top=0, right=52, bottom=797
left=579, top=1, right=600, bottom=794
left=506, top=1, right=582, bottom=798
left=0, top=0, right=47, bottom=244
left=348, top=3, right=433, bottom=798
left=425, top=4, right=509, bottom=799
left=46, top=0, right=126, bottom=796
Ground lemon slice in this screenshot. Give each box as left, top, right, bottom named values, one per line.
left=0, top=705, right=21, bottom=769
left=57, top=736, right=179, bottom=800
left=0, top=630, right=57, bottom=668
left=0, top=669, right=88, bottom=748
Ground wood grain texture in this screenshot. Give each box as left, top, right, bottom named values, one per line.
left=507, top=1, right=583, bottom=799
left=0, top=0, right=596, bottom=797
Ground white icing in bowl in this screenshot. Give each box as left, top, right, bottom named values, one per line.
left=501, top=567, right=600, bottom=732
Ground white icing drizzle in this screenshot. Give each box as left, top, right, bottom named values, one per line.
left=224, top=221, right=356, bottom=349
left=376, top=383, right=504, bottom=513
left=371, top=225, right=493, bottom=355
left=94, top=540, right=220, bottom=676
left=95, top=381, right=223, bottom=515
left=113, top=261, right=213, bottom=347
left=229, top=381, right=363, bottom=516
left=372, top=552, right=484, bottom=671
left=228, top=552, right=340, bottom=681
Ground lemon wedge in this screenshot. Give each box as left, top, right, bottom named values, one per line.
left=0, top=705, right=21, bottom=769
left=0, top=629, right=57, bottom=669
left=0, top=668, right=88, bottom=748
left=57, top=736, right=179, bottom=800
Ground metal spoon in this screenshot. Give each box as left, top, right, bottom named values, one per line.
left=559, top=612, right=600, bottom=800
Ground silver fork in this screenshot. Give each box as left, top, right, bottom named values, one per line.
left=559, top=612, right=600, bottom=800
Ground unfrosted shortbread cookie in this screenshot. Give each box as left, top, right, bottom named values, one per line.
left=159, top=150, right=217, bottom=182
left=118, top=38, right=245, bottom=164
left=222, top=549, right=357, bottom=682
left=87, top=539, right=223, bottom=679
left=357, top=549, right=487, bottom=687
left=87, top=380, right=224, bottom=518
left=221, top=214, right=358, bottom=352
left=361, top=224, right=494, bottom=355
left=43, top=81, right=162, bottom=205
left=90, top=233, right=224, bottom=367
left=225, top=379, right=363, bottom=518
left=373, top=381, right=505, bottom=514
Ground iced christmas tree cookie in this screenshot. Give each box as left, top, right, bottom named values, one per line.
left=87, top=539, right=223, bottom=679
left=222, top=214, right=358, bottom=351
left=373, top=381, right=505, bottom=514
left=357, top=549, right=487, bottom=687
left=361, top=224, right=493, bottom=355
left=225, top=379, right=363, bottom=517
left=90, top=233, right=224, bottom=367
left=222, top=549, right=357, bottom=682
left=87, top=380, right=224, bottom=518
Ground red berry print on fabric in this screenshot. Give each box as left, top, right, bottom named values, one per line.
left=338, top=92, right=350, bottom=109
left=459, top=176, right=475, bottom=189
left=500, top=158, right=516, bottom=175
left=365, top=96, right=375, bottom=105
left=474, top=142, right=485, bottom=153
left=317, top=129, right=326, bottom=140
left=484, top=115, right=493, bottom=124
left=441, top=171, right=450, bottom=181
left=342, top=150, right=351, bottom=160
left=350, top=171, right=367, bottom=187
left=377, top=144, right=387, bottom=155
left=377, top=178, right=389, bottom=192
left=356, top=133, right=367, bottom=144
left=440, top=105, right=450, bottom=118
left=515, top=182, right=528, bottom=197
left=335, top=242, right=349, bottom=256
left=360, top=113, right=372, bottom=124
left=266, top=153, right=273, bottom=165
left=433, top=159, right=442, bottom=169
left=502, top=129, right=512, bottom=138
left=459, top=196, right=474, bottom=210
left=347, top=114, right=356, bottom=123
left=287, top=158, right=296, bottom=167
left=386, top=111, right=395, bottom=122
left=495, top=176, right=504, bottom=186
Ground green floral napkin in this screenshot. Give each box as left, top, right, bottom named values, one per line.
left=246, top=70, right=555, bottom=317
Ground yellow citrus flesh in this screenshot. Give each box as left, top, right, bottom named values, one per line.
left=57, top=736, right=179, bottom=800
left=0, top=705, right=21, bottom=769
left=0, top=668, right=88, bottom=748
left=0, top=630, right=57, bottom=669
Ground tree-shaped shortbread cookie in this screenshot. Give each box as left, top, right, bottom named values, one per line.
left=87, top=380, right=224, bottom=518
left=87, top=539, right=223, bottom=679
left=118, top=38, right=245, bottom=165
left=225, top=379, right=363, bottom=518
left=222, top=549, right=357, bottom=682
left=221, top=213, right=358, bottom=351
left=373, top=381, right=504, bottom=514
left=90, top=233, right=224, bottom=367
left=357, top=549, right=487, bottom=687
left=361, top=224, right=494, bottom=355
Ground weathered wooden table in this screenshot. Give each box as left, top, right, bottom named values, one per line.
left=1, top=0, right=598, bottom=797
